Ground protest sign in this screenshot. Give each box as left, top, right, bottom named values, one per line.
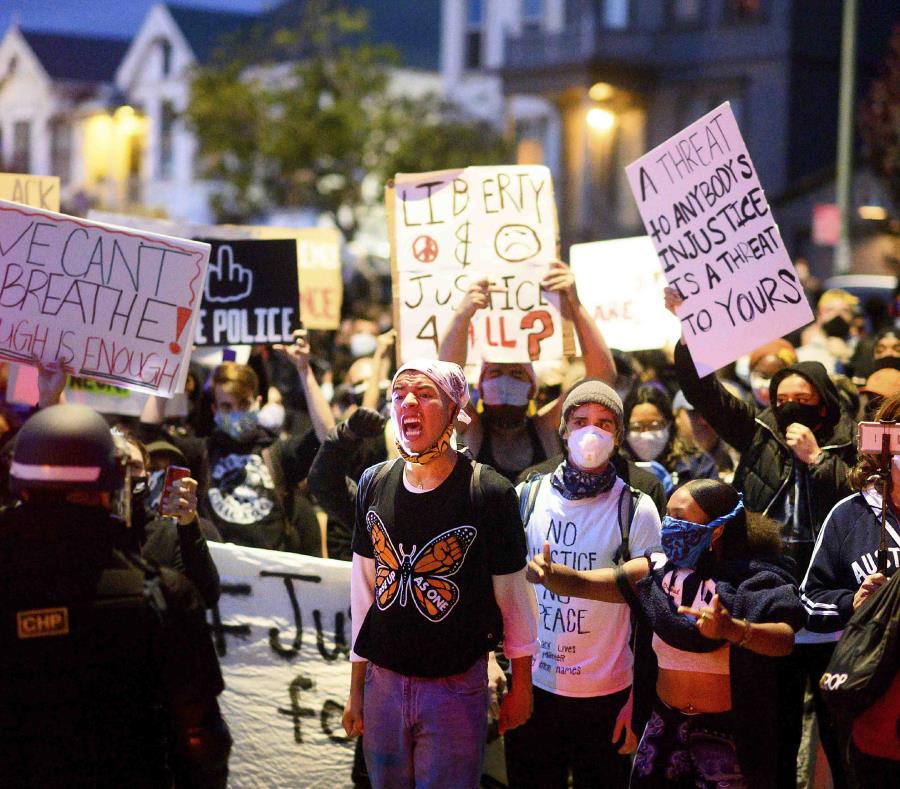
left=0, top=173, right=60, bottom=211
left=0, top=200, right=210, bottom=396
left=207, top=543, right=506, bottom=787
left=193, top=238, right=301, bottom=346
left=570, top=236, right=681, bottom=351
left=625, top=103, right=813, bottom=376
left=388, top=165, right=570, bottom=366
left=5, top=363, right=190, bottom=417
left=90, top=212, right=343, bottom=331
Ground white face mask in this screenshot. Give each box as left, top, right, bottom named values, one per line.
left=349, top=332, right=377, bottom=358
left=749, top=374, right=771, bottom=406
left=480, top=375, right=531, bottom=407
left=627, top=426, right=671, bottom=461
left=567, top=425, right=615, bottom=470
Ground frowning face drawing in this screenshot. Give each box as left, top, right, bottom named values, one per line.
left=494, top=224, right=542, bottom=262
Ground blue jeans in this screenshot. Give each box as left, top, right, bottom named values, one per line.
left=362, top=657, right=489, bottom=789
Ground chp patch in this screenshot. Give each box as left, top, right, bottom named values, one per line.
left=17, top=607, right=70, bottom=639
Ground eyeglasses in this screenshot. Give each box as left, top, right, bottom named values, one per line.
left=628, top=420, right=669, bottom=432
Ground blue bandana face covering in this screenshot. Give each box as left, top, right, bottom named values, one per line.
left=660, top=497, right=744, bottom=568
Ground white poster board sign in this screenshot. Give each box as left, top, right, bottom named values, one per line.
left=570, top=236, right=681, bottom=351
left=389, top=166, right=569, bottom=366
left=0, top=201, right=210, bottom=396
left=0, top=173, right=60, bottom=212
left=624, top=103, right=813, bottom=375
left=207, top=543, right=507, bottom=787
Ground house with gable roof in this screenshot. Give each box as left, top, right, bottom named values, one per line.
left=0, top=0, right=443, bottom=224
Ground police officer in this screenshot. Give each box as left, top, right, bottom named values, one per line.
left=0, top=404, right=231, bottom=787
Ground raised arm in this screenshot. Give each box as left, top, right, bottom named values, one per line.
left=274, top=329, right=335, bottom=442
left=541, top=260, right=615, bottom=384
left=363, top=330, right=395, bottom=411
left=438, top=279, right=490, bottom=366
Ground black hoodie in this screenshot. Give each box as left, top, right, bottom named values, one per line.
left=674, top=344, right=857, bottom=581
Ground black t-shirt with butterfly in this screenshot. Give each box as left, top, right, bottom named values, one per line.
left=351, top=456, right=527, bottom=678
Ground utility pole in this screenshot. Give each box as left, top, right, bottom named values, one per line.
left=834, top=0, right=857, bottom=274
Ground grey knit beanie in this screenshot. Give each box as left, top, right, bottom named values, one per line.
left=559, top=378, right=624, bottom=437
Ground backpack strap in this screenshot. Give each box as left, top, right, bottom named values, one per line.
left=469, top=461, right=485, bottom=512
left=518, top=473, right=546, bottom=527
left=612, top=485, right=641, bottom=566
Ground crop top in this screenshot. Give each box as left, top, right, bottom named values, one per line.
left=651, top=567, right=730, bottom=675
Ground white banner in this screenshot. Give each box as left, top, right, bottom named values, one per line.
left=389, top=166, right=568, bottom=366
left=570, top=236, right=681, bottom=351
left=625, top=103, right=813, bottom=375
left=207, top=543, right=507, bottom=787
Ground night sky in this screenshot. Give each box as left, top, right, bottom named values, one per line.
left=0, top=0, right=265, bottom=39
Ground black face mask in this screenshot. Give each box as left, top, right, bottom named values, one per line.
left=822, top=315, right=851, bottom=340
left=774, top=401, right=822, bottom=433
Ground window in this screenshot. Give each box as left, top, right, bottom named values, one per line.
left=724, top=0, right=765, bottom=24
left=50, top=120, right=72, bottom=185
left=522, top=0, right=544, bottom=30
left=12, top=121, right=30, bottom=173
left=160, top=39, right=172, bottom=77
left=158, top=100, right=176, bottom=179
left=602, top=0, right=630, bottom=30
left=668, top=0, right=703, bottom=26
left=464, top=0, right=484, bottom=69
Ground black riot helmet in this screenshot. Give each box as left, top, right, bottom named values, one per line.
left=10, top=404, right=127, bottom=495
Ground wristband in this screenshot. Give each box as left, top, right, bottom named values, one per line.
left=737, top=619, right=752, bottom=649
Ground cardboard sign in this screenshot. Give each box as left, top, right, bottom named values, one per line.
left=207, top=543, right=506, bottom=787
left=570, top=236, right=681, bottom=351
left=625, top=103, right=813, bottom=376
left=193, top=238, right=301, bottom=346
left=388, top=165, right=569, bottom=366
left=0, top=201, right=210, bottom=396
left=89, top=212, right=343, bottom=330
left=0, top=173, right=60, bottom=212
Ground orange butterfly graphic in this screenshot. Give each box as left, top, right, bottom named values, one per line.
left=366, top=510, right=477, bottom=622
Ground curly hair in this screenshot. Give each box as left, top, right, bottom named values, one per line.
left=848, top=391, right=900, bottom=490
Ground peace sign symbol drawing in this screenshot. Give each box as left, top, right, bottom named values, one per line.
left=412, top=235, right=439, bottom=263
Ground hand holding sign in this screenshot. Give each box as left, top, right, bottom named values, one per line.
left=205, top=245, right=254, bottom=304
left=540, top=260, right=578, bottom=310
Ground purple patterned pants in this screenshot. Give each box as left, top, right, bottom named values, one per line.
left=630, top=699, right=747, bottom=788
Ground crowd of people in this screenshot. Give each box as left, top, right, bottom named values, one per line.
left=1, top=258, right=899, bottom=789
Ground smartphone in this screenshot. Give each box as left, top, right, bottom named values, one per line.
left=159, top=465, right=191, bottom=515
left=857, top=421, right=900, bottom=454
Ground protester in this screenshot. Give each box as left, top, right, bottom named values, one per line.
left=800, top=390, right=900, bottom=789
left=343, top=359, right=538, bottom=788
left=504, top=379, right=661, bottom=788
left=672, top=390, right=739, bottom=483
left=667, top=286, right=856, bottom=787
left=120, top=432, right=221, bottom=608
left=622, top=384, right=718, bottom=488
left=859, top=366, right=900, bottom=420
left=526, top=479, right=805, bottom=788
left=141, top=332, right=332, bottom=554
left=0, top=404, right=231, bottom=786
left=747, top=339, right=798, bottom=408
left=438, top=261, right=616, bottom=482
left=797, top=289, right=861, bottom=373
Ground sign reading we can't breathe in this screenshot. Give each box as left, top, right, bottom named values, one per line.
left=625, top=103, right=813, bottom=376
left=389, top=165, right=568, bottom=366
left=0, top=200, right=209, bottom=396
left=193, top=238, right=301, bottom=346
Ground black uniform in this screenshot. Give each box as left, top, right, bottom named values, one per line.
left=0, top=501, right=231, bottom=788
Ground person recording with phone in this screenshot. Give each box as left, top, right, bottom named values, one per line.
left=801, top=392, right=900, bottom=784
